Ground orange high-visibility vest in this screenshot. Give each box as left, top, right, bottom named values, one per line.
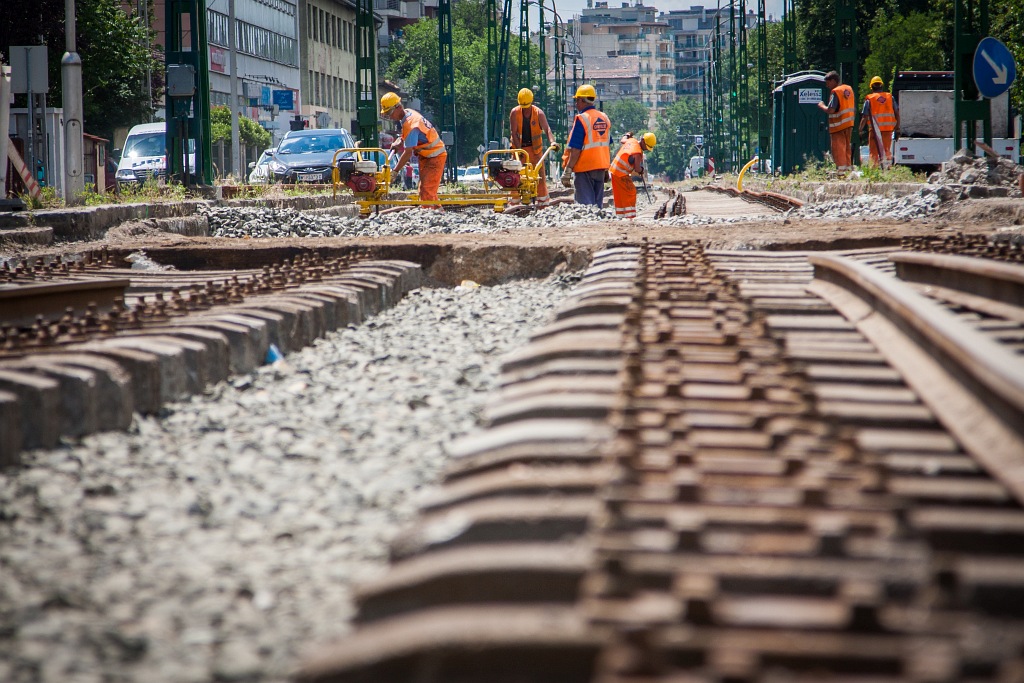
left=611, top=138, right=643, bottom=177
left=828, top=84, right=855, bottom=132
left=401, top=109, right=445, bottom=159
left=865, top=92, right=897, bottom=132
left=510, top=105, right=545, bottom=153
left=572, top=108, right=611, bottom=172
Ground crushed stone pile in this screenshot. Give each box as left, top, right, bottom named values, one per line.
left=203, top=201, right=625, bottom=239
left=928, top=148, right=1024, bottom=187
left=793, top=190, right=942, bottom=221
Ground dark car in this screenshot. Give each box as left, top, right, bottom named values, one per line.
left=268, top=129, right=355, bottom=183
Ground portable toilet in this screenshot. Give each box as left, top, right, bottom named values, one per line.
left=772, top=72, right=831, bottom=175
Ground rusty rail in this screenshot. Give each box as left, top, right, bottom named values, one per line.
left=703, top=185, right=803, bottom=212
left=298, top=243, right=1024, bottom=683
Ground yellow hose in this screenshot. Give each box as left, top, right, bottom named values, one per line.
left=736, top=155, right=759, bottom=192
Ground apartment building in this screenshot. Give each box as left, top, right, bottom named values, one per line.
left=660, top=5, right=760, bottom=97
left=574, top=2, right=676, bottom=121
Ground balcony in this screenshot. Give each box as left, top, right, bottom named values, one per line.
left=657, top=84, right=675, bottom=91
left=657, top=68, right=674, bottom=75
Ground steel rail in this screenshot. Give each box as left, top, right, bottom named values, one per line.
left=0, top=278, right=130, bottom=327
left=890, top=250, right=1024, bottom=322
left=808, top=254, right=1024, bottom=505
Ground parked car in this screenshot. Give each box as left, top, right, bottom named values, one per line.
left=457, top=166, right=486, bottom=184
left=267, top=129, right=355, bottom=183
left=114, top=122, right=194, bottom=188
left=247, top=148, right=276, bottom=184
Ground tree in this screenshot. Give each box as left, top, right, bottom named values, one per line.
left=860, top=10, right=944, bottom=96
left=647, top=96, right=702, bottom=181
left=993, top=0, right=1024, bottom=115
left=1, top=0, right=160, bottom=142
left=210, top=106, right=271, bottom=150
left=604, top=98, right=649, bottom=140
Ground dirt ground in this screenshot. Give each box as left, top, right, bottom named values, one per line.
left=3, top=189, right=1023, bottom=267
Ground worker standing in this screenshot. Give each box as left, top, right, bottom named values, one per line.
left=860, top=76, right=899, bottom=169
left=510, top=88, right=557, bottom=207
left=561, top=84, right=612, bottom=207
left=609, top=132, right=655, bottom=219
left=817, top=70, right=855, bottom=172
left=380, top=93, right=447, bottom=205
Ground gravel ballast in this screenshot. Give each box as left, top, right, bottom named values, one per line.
left=0, top=277, right=569, bottom=683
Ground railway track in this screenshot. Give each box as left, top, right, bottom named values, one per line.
left=298, top=241, right=1024, bottom=683
left=0, top=250, right=424, bottom=463
left=703, top=185, right=805, bottom=212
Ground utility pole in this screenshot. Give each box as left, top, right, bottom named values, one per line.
left=229, top=0, right=240, bottom=178
left=0, top=63, right=11, bottom=203
left=62, top=0, right=85, bottom=203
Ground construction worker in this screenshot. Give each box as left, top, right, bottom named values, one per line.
left=610, top=132, right=655, bottom=219
left=380, top=93, right=447, bottom=205
left=561, top=84, right=612, bottom=207
left=860, top=76, right=900, bottom=169
left=510, top=88, right=557, bottom=206
left=817, top=70, right=855, bottom=171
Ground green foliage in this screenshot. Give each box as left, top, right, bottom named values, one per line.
left=993, top=0, right=1024, bottom=116
left=604, top=99, right=650, bottom=140
left=648, top=97, right=702, bottom=181
left=210, top=106, right=272, bottom=149
left=860, top=10, right=944, bottom=96
left=1, top=0, right=160, bottom=142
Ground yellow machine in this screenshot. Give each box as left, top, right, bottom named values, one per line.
left=332, top=143, right=558, bottom=217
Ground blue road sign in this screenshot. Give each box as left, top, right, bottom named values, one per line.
left=973, top=37, right=1017, bottom=99
left=272, top=89, right=294, bottom=111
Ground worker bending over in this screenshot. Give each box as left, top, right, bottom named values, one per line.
left=817, top=70, right=855, bottom=172
left=561, top=84, right=612, bottom=207
left=380, top=93, right=447, bottom=205
left=860, top=76, right=899, bottom=169
left=610, top=132, right=656, bottom=219
left=510, top=88, right=557, bottom=206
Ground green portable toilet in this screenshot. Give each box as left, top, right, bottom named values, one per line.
left=772, top=72, right=831, bottom=174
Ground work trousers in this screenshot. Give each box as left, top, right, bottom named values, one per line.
left=867, top=129, right=894, bottom=168
left=574, top=169, right=607, bottom=207
left=611, top=174, right=637, bottom=219
left=526, top=146, right=549, bottom=205
left=829, top=127, right=853, bottom=171
left=417, top=152, right=447, bottom=204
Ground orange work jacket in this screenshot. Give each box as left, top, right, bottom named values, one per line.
left=828, top=84, right=855, bottom=132
left=610, top=138, right=643, bottom=178
left=401, top=109, right=445, bottom=159
left=510, top=105, right=545, bottom=153
left=865, top=92, right=897, bottom=132
left=571, top=108, right=611, bottom=173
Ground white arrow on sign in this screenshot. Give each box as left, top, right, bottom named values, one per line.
left=981, top=49, right=1009, bottom=85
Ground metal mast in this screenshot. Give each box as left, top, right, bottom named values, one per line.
left=756, top=0, right=769, bottom=169
left=835, top=0, right=859, bottom=162
left=738, top=0, right=749, bottom=162
left=165, top=0, right=212, bottom=185
left=538, top=2, right=547, bottom=112
left=488, top=0, right=513, bottom=146
left=782, top=0, right=796, bottom=75
left=356, top=0, right=377, bottom=147
left=438, top=0, right=457, bottom=178
left=519, top=0, right=531, bottom=88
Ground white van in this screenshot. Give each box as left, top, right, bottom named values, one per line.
left=688, top=155, right=705, bottom=177
left=115, top=122, right=194, bottom=187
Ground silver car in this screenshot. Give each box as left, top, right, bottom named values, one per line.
left=247, top=148, right=275, bottom=184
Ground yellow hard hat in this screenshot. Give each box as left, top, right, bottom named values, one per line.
left=869, top=76, right=883, bottom=88
left=574, top=84, right=597, bottom=100
left=380, top=92, right=401, bottom=115
left=518, top=88, right=534, bottom=106
left=641, top=132, right=657, bottom=149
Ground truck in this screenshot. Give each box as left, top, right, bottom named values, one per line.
left=892, top=71, right=1019, bottom=169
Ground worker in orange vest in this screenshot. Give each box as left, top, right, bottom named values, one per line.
left=860, top=76, right=900, bottom=169
left=561, top=84, right=612, bottom=207
left=510, top=88, right=557, bottom=207
left=610, top=132, right=655, bottom=219
left=817, top=70, right=856, bottom=172
left=380, top=93, right=447, bottom=205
